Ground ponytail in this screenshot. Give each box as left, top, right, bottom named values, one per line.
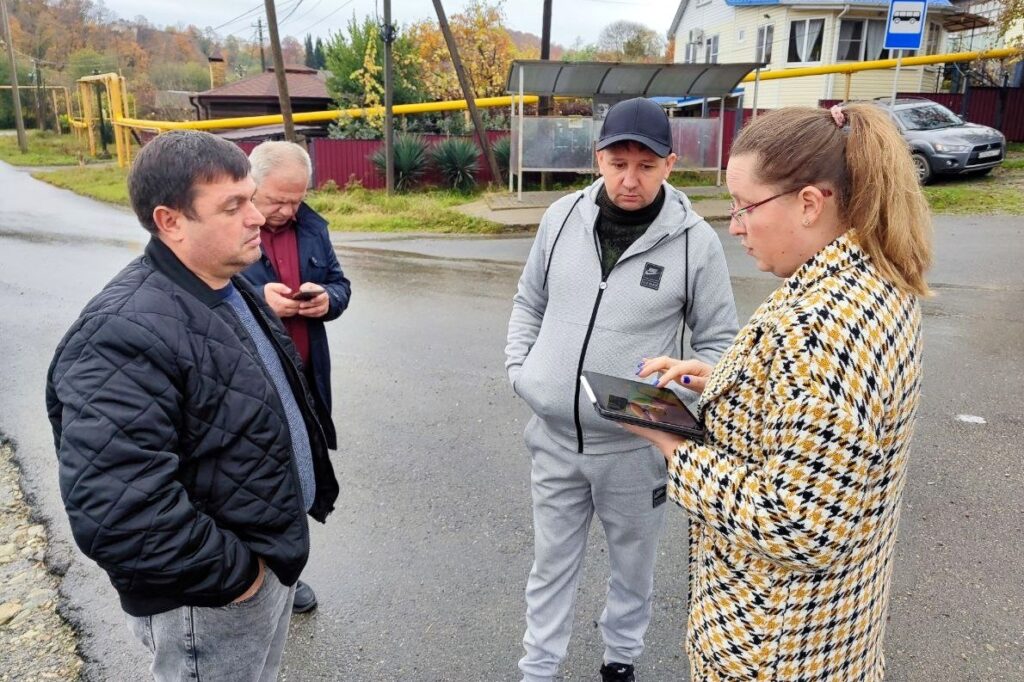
left=731, top=105, right=932, bottom=296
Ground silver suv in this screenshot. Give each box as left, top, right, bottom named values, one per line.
left=874, top=98, right=1005, bottom=184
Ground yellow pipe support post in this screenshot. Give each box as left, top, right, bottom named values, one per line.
left=79, top=81, right=96, bottom=158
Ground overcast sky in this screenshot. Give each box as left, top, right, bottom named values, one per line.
left=100, top=0, right=681, bottom=50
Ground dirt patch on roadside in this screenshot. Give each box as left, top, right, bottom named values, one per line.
left=0, top=440, right=83, bottom=681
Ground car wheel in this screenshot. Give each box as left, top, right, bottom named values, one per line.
left=912, top=153, right=933, bottom=184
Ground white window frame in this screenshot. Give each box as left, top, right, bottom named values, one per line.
left=756, top=23, right=774, bottom=65
left=704, top=34, right=719, bottom=64
left=925, top=22, right=942, bottom=54
left=684, top=41, right=700, bottom=63
left=786, top=17, right=826, bottom=65
left=835, top=18, right=891, bottom=62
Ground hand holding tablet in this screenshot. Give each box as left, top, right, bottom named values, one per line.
left=580, top=371, right=705, bottom=443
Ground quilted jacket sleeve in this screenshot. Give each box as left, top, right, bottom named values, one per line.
left=667, top=315, right=886, bottom=574
left=48, top=313, right=259, bottom=604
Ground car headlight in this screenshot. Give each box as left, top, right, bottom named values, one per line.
left=934, top=143, right=971, bottom=152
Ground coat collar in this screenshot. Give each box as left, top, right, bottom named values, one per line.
left=697, top=230, right=867, bottom=410
left=144, top=237, right=263, bottom=309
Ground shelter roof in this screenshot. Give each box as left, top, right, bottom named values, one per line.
left=505, top=60, right=763, bottom=99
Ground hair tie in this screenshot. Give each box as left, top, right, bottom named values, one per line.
left=830, top=105, right=846, bottom=128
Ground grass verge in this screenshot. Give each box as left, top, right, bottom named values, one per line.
left=924, top=179, right=1024, bottom=215
left=31, top=158, right=1024, bottom=223
left=31, top=166, right=500, bottom=232
left=33, top=165, right=131, bottom=206
left=306, top=185, right=500, bottom=233
left=0, top=131, right=94, bottom=166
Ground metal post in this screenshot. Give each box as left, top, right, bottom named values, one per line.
left=518, top=66, right=525, bottom=202
left=0, top=0, right=28, bottom=152
left=717, top=97, right=725, bottom=187
left=508, top=97, right=514, bottom=193
left=382, top=0, right=395, bottom=194
left=890, top=49, right=903, bottom=107
left=844, top=73, right=852, bottom=102
left=751, top=67, right=761, bottom=120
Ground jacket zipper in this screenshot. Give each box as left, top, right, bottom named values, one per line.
left=571, top=230, right=670, bottom=453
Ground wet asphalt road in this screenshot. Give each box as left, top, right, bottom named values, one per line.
left=0, top=160, right=1022, bottom=681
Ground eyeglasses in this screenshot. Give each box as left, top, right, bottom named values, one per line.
left=729, top=187, right=833, bottom=226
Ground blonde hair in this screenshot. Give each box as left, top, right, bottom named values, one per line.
left=731, top=104, right=932, bottom=296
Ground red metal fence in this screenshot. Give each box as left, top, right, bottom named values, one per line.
left=307, top=131, right=507, bottom=189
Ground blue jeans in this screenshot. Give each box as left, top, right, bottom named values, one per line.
left=126, top=569, right=295, bottom=682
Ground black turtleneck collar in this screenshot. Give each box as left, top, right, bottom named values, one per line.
left=596, top=184, right=666, bottom=226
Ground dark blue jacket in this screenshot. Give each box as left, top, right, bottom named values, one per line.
left=47, top=238, right=339, bottom=617
left=242, top=203, right=351, bottom=450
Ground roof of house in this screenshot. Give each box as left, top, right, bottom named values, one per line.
left=667, top=0, right=956, bottom=39
left=194, top=65, right=330, bottom=101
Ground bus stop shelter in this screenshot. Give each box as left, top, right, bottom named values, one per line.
left=505, top=60, right=763, bottom=197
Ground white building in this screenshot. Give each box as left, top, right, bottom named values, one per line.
left=668, top=0, right=984, bottom=108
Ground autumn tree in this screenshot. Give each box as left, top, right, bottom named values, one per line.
left=597, top=20, right=664, bottom=62
left=324, top=15, right=423, bottom=106
left=1000, top=0, right=1024, bottom=50
left=406, top=0, right=522, bottom=102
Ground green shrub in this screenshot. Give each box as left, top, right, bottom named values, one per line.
left=370, top=133, right=429, bottom=190
left=430, top=137, right=480, bottom=191
left=492, top=136, right=511, bottom=175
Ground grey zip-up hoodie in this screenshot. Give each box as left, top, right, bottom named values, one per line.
left=505, top=179, right=739, bottom=455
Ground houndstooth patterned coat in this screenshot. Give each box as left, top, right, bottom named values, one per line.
left=668, top=232, right=922, bottom=681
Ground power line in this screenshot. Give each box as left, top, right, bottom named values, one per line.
left=293, top=0, right=357, bottom=37
left=278, top=0, right=307, bottom=25
left=211, top=2, right=265, bottom=32
left=280, top=0, right=323, bottom=27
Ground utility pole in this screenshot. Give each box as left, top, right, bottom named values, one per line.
left=382, top=0, right=395, bottom=194
left=263, top=0, right=296, bottom=142
left=256, top=18, right=267, bottom=72
left=0, top=0, right=27, bottom=152
left=539, top=0, right=553, bottom=190
left=32, top=59, right=44, bottom=131
left=431, top=0, right=503, bottom=186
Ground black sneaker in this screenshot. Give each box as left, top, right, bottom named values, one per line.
left=600, top=662, right=635, bottom=682
left=292, top=580, right=318, bottom=614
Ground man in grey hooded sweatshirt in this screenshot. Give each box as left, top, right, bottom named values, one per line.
left=505, top=97, right=739, bottom=682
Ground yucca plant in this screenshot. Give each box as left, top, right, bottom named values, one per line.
left=371, top=133, right=429, bottom=191
left=430, top=137, right=480, bottom=191
left=492, top=136, right=511, bottom=176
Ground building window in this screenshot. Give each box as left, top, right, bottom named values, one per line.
left=704, top=35, right=719, bottom=64
left=925, top=22, right=942, bottom=54
left=756, top=24, right=774, bottom=64
left=836, top=19, right=889, bottom=61
left=787, top=19, right=824, bottom=63
left=684, top=42, right=700, bottom=63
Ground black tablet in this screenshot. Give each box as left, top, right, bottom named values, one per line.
left=580, top=371, right=705, bottom=443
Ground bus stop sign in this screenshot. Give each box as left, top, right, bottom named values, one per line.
left=884, top=0, right=928, bottom=50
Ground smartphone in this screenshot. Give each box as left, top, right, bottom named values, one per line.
left=291, top=288, right=323, bottom=302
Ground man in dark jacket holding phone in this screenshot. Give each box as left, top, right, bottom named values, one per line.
left=46, top=131, right=339, bottom=681
left=241, top=140, right=352, bottom=613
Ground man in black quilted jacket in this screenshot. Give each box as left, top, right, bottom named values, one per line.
left=46, top=130, right=339, bottom=681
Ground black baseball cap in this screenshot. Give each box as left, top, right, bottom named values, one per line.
left=596, top=97, right=672, bottom=158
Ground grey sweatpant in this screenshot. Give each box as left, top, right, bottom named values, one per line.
left=519, top=417, right=669, bottom=682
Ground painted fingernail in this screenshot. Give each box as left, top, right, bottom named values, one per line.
left=683, top=376, right=691, bottom=385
